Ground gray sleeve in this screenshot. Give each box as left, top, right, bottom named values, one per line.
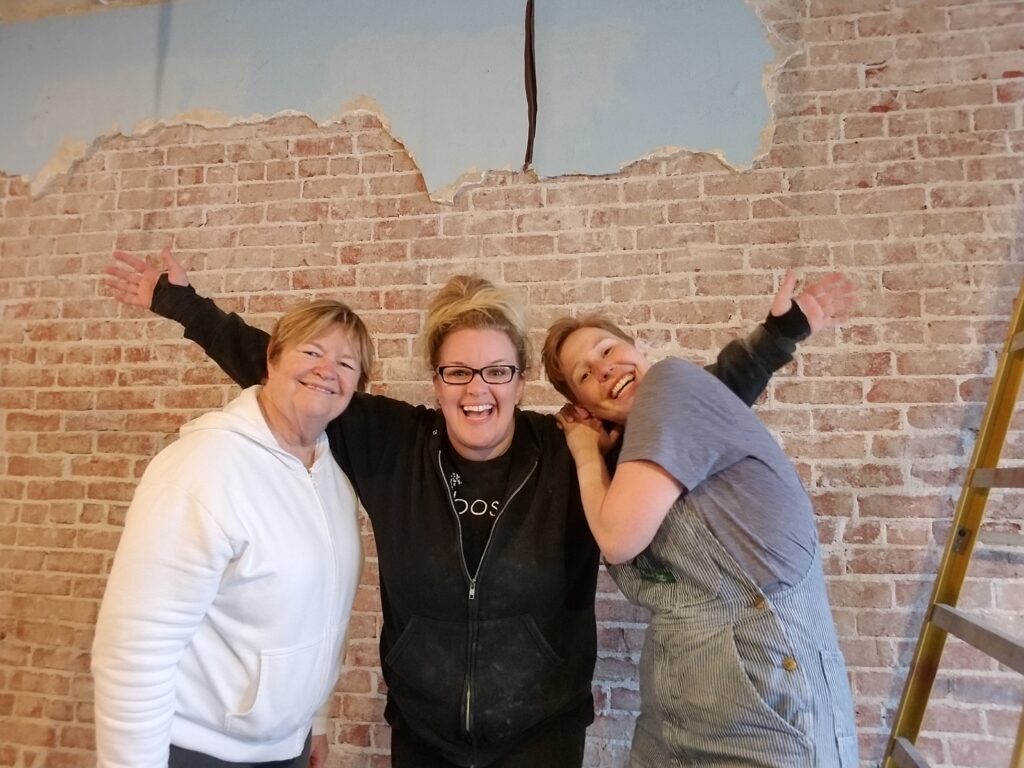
left=619, top=358, right=765, bottom=491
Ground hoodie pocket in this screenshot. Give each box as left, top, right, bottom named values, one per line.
left=224, top=636, right=324, bottom=740
left=472, top=614, right=568, bottom=745
left=384, top=616, right=466, bottom=741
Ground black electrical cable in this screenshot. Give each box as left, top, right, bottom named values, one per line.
left=523, top=0, right=537, bottom=172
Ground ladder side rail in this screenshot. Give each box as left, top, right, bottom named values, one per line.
left=883, top=285, right=1024, bottom=767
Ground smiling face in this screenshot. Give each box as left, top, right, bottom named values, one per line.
left=557, top=326, right=651, bottom=425
left=433, top=327, right=525, bottom=462
left=263, top=325, right=363, bottom=433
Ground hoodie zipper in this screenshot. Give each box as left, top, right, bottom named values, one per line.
left=434, top=450, right=537, bottom=739
left=300, top=456, right=339, bottom=714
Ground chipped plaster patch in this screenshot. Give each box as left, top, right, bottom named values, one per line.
left=8, top=1, right=793, bottom=202
left=33, top=137, right=100, bottom=195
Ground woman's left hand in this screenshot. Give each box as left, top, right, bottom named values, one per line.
left=556, top=404, right=621, bottom=459
left=309, top=734, right=329, bottom=767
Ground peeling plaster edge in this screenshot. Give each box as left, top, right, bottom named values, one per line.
left=746, top=0, right=805, bottom=164
left=28, top=107, right=315, bottom=197
left=513, top=0, right=802, bottom=185
left=32, top=136, right=105, bottom=196
left=629, top=146, right=736, bottom=174
left=23, top=99, right=493, bottom=205
left=25, top=101, right=396, bottom=197
left=23, top=0, right=798, bottom=201
left=326, top=95, right=502, bottom=204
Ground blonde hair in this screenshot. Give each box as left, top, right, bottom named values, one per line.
left=421, top=275, right=530, bottom=371
left=541, top=314, right=634, bottom=402
left=268, top=299, right=374, bottom=391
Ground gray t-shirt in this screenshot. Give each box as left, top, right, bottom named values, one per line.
left=618, top=357, right=817, bottom=593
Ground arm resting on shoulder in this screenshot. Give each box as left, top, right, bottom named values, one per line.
left=580, top=455, right=684, bottom=564
left=560, top=411, right=685, bottom=564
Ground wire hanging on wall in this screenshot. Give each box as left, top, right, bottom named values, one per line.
left=522, top=0, right=537, bottom=172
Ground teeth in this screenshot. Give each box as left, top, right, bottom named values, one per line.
left=302, top=382, right=335, bottom=395
left=463, top=404, right=492, bottom=413
left=611, top=375, right=634, bottom=399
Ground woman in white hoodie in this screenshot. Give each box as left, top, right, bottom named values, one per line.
left=91, top=300, right=371, bottom=768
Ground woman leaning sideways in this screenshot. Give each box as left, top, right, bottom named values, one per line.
left=543, top=278, right=858, bottom=768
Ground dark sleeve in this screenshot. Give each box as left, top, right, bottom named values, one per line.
left=704, top=303, right=810, bottom=407
left=150, top=275, right=269, bottom=388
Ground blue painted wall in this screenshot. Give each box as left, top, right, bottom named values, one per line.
left=0, top=0, right=772, bottom=193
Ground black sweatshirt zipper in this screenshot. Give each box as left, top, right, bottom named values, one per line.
left=434, top=449, right=537, bottom=740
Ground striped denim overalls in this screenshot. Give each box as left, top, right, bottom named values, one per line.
left=609, top=494, right=859, bottom=768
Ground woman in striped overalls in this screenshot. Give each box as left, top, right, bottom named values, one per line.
left=542, top=277, right=859, bottom=768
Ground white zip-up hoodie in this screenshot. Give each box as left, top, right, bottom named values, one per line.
left=92, top=386, right=362, bottom=768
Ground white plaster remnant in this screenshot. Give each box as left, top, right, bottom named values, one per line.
left=34, top=137, right=95, bottom=194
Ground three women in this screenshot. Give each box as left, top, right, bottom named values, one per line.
left=102, top=249, right=849, bottom=766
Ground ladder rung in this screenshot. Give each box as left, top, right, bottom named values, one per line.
left=1012, top=330, right=1024, bottom=353
left=977, top=530, right=1024, bottom=548
left=970, top=468, right=1024, bottom=489
left=931, top=603, right=1024, bottom=675
left=892, top=737, right=933, bottom=768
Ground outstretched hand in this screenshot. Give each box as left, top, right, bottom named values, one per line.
left=104, top=247, right=189, bottom=308
left=770, top=269, right=856, bottom=334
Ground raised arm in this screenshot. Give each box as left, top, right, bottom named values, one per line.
left=105, top=249, right=269, bottom=388
left=708, top=270, right=856, bottom=405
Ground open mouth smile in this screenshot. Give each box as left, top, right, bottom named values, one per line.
left=462, top=404, right=494, bottom=419
left=610, top=375, right=635, bottom=400
left=300, top=381, right=338, bottom=395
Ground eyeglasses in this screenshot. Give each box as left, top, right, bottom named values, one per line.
left=435, top=365, right=520, bottom=385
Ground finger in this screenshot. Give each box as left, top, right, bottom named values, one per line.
left=105, top=275, right=143, bottom=296
left=805, top=272, right=845, bottom=293
left=112, top=250, right=149, bottom=272
left=159, top=246, right=177, bottom=270
left=770, top=269, right=798, bottom=316
left=816, top=274, right=855, bottom=294
left=573, top=404, right=594, bottom=420
left=103, top=266, right=135, bottom=281
left=779, top=269, right=797, bottom=299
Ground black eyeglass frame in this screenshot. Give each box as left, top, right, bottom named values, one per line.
left=435, top=365, right=521, bottom=385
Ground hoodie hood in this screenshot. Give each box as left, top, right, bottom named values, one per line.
left=179, top=386, right=328, bottom=471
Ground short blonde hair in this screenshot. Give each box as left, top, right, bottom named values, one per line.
left=268, top=299, right=373, bottom=391
left=541, top=314, right=634, bottom=402
left=421, top=275, right=530, bottom=371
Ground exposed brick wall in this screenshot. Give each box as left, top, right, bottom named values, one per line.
left=2, top=1, right=1024, bottom=766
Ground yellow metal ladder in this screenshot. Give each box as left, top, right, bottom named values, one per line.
left=883, top=278, right=1024, bottom=768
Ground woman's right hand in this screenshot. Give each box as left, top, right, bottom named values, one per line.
left=104, top=247, right=189, bottom=308
left=556, top=404, right=620, bottom=463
